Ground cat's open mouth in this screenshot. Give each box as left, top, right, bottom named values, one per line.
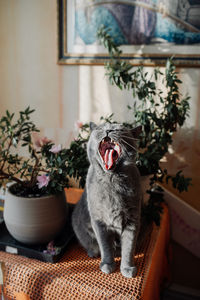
left=99, top=137, right=121, bottom=170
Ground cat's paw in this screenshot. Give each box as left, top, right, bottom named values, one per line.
left=87, top=249, right=99, bottom=258
left=100, top=261, right=116, bottom=274
left=87, top=244, right=100, bottom=258
left=120, top=265, right=137, bottom=278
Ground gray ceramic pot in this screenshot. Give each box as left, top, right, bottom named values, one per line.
left=3, top=185, right=68, bottom=245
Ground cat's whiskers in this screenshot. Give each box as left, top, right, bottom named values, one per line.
left=110, top=133, right=119, bottom=142
left=120, top=138, right=137, bottom=152
left=109, top=133, right=138, bottom=152
left=120, top=135, right=139, bottom=141
left=110, top=130, right=139, bottom=141
left=123, top=147, right=131, bottom=158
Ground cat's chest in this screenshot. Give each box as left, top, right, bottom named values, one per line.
left=103, top=201, right=127, bottom=229
left=88, top=186, right=133, bottom=229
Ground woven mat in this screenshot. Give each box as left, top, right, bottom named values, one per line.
left=0, top=223, right=159, bottom=300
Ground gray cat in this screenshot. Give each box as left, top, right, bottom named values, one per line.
left=72, top=122, right=142, bottom=278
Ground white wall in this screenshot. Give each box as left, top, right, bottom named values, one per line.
left=0, top=0, right=79, bottom=144
left=0, top=0, right=135, bottom=144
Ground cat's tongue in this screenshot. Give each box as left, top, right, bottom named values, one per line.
left=104, top=149, right=115, bottom=170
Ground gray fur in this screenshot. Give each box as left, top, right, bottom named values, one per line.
left=72, top=123, right=142, bottom=278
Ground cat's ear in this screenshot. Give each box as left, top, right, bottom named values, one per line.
left=89, top=122, right=97, bottom=131
left=131, top=125, right=142, bottom=139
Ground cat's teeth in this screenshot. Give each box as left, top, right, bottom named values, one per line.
left=114, top=144, right=120, bottom=154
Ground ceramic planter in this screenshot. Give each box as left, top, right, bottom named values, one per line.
left=3, top=185, right=68, bottom=245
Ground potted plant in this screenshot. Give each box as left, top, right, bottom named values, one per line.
left=73, top=26, right=192, bottom=225
left=0, top=107, right=88, bottom=245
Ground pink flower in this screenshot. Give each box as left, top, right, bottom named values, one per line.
left=49, top=144, right=62, bottom=153
left=33, top=133, right=51, bottom=148
left=35, top=139, right=42, bottom=148
left=43, top=241, right=57, bottom=255
left=75, top=120, right=83, bottom=130
left=41, top=137, right=51, bottom=145
left=37, top=174, right=50, bottom=189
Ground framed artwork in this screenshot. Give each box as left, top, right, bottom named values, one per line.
left=58, top=0, right=200, bottom=66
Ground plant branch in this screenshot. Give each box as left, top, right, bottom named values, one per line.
left=28, top=147, right=40, bottom=187
left=0, top=137, right=13, bottom=172
left=0, top=170, right=26, bottom=186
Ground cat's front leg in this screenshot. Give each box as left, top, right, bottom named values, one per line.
left=120, top=225, right=138, bottom=278
left=91, top=220, right=116, bottom=274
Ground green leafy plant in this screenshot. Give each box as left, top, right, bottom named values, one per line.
left=96, top=25, right=192, bottom=194
left=0, top=107, right=88, bottom=196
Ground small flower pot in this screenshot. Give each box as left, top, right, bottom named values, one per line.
left=3, top=185, right=68, bottom=245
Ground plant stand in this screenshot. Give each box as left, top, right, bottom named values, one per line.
left=0, top=188, right=170, bottom=300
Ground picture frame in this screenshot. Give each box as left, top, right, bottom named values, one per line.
left=58, top=0, right=200, bottom=66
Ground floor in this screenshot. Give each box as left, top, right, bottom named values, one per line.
left=161, top=241, right=200, bottom=300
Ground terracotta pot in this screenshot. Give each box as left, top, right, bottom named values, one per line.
left=3, top=185, right=68, bottom=245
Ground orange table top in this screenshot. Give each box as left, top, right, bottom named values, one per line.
left=0, top=188, right=170, bottom=300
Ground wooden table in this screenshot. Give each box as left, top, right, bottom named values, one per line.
left=0, top=188, right=170, bottom=300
